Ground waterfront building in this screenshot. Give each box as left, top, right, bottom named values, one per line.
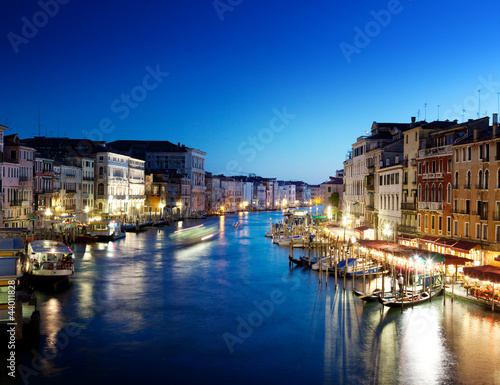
left=416, top=118, right=488, bottom=264
left=254, top=183, right=267, bottom=210
left=4, top=135, right=35, bottom=228
left=0, top=125, right=7, bottom=227
left=205, top=173, right=223, bottom=214
left=289, top=181, right=311, bottom=206
left=277, top=182, right=296, bottom=207
left=319, top=177, right=343, bottom=211
left=451, top=116, right=498, bottom=265
left=2, top=160, right=21, bottom=228
left=344, top=121, right=411, bottom=228
left=95, top=151, right=145, bottom=220
left=398, top=120, right=457, bottom=243
left=59, top=160, right=82, bottom=216
left=310, top=184, right=321, bottom=204
left=33, top=154, right=54, bottom=229
left=108, top=140, right=206, bottom=214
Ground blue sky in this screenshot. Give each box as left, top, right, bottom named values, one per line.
left=1, top=0, right=500, bottom=184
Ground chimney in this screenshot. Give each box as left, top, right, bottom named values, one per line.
left=493, top=113, right=498, bottom=138
left=410, top=116, right=416, bottom=128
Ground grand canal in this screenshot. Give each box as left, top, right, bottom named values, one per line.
left=9, top=209, right=500, bottom=384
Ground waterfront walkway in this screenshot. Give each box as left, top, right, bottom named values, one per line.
left=445, top=282, right=500, bottom=312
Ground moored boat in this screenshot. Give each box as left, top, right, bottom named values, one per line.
left=353, top=288, right=383, bottom=302
left=27, top=240, right=75, bottom=288
left=90, top=219, right=126, bottom=241
left=378, top=287, right=443, bottom=308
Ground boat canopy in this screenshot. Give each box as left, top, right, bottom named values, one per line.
left=29, top=240, right=73, bottom=254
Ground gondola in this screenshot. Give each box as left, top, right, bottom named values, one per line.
left=377, top=287, right=443, bottom=308
left=288, top=255, right=306, bottom=266
left=353, top=288, right=383, bottom=302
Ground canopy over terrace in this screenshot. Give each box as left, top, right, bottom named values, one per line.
left=463, top=265, right=500, bottom=284
left=356, top=239, right=473, bottom=266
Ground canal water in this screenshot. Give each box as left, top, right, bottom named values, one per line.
left=7, top=210, right=500, bottom=384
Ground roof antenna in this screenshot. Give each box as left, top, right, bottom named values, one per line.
left=424, top=103, right=427, bottom=121
left=437, top=105, right=440, bottom=121
left=417, top=109, right=420, bottom=121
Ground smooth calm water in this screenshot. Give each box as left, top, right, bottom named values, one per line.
left=7, top=210, right=500, bottom=385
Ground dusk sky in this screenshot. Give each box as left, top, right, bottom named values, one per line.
left=2, top=0, right=500, bottom=184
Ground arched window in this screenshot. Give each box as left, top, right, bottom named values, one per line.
left=485, top=170, right=489, bottom=189
left=478, top=170, right=483, bottom=188
left=447, top=183, right=452, bottom=203
left=98, top=183, right=104, bottom=195
left=425, top=185, right=429, bottom=202
left=431, top=184, right=436, bottom=202
left=418, top=185, right=421, bottom=201
left=438, top=184, right=443, bottom=202
left=98, top=202, right=103, bottom=211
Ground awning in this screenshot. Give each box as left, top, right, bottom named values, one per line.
left=354, top=225, right=372, bottom=232
left=420, top=235, right=440, bottom=243
left=464, top=265, right=500, bottom=284
left=443, top=254, right=473, bottom=266
left=451, top=240, right=479, bottom=253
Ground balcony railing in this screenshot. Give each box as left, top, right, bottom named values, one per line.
left=401, top=202, right=416, bottom=210
left=418, top=201, right=443, bottom=211
left=472, top=211, right=488, bottom=220
left=418, top=145, right=452, bottom=158
left=396, top=225, right=417, bottom=234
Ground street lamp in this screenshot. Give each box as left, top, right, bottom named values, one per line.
left=327, top=205, right=332, bottom=221
left=383, top=223, right=392, bottom=244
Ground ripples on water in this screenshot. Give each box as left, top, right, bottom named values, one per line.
left=8, top=211, right=500, bottom=385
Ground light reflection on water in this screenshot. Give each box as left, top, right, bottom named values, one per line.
left=19, top=211, right=500, bottom=385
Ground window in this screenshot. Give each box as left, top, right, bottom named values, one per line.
left=454, top=199, right=458, bottom=213
left=454, top=221, right=458, bottom=236
left=483, top=224, right=488, bottom=240
left=496, top=225, right=500, bottom=242
left=404, top=172, right=408, bottom=184
left=431, top=184, right=435, bottom=202
left=466, top=171, right=471, bottom=188
left=418, top=162, right=422, bottom=174
left=465, top=199, right=470, bottom=214
left=455, top=149, right=459, bottom=162
left=476, top=223, right=481, bottom=239
left=425, top=214, right=428, bottom=230
left=431, top=216, right=435, bottom=231
left=418, top=214, right=421, bottom=229
left=447, top=217, right=451, bottom=235
left=447, top=183, right=452, bottom=204
left=438, top=184, right=443, bottom=202
left=418, top=185, right=421, bottom=201
left=438, top=216, right=442, bottom=233
left=478, top=170, right=483, bottom=188
left=465, top=222, right=469, bottom=237
left=485, top=170, right=489, bottom=189
left=468, top=146, right=471, bottom=161
left=425, top=185, right=429, bottom=201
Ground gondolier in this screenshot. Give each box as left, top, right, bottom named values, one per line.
left=398, top=274, right=404, bottom=293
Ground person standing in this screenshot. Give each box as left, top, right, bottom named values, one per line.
left=398, top=274, right=404, bottom=294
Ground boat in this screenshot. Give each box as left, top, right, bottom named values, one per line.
left=27, top=240, right=75, bottom=288
left=345, top=261, right=384, bottom=277
left=169, top=224, right=219, bottom=246
left=378, top=287, right=443, bottom=308
left=353, top=289, right=383, bottom=302
left=288, top=255, right=307, bottom=266
left=90, top=219, right=126, bottom=241
left=233, top=221, right=241, bottom=228
left=276, top=235, right=304, bottom=247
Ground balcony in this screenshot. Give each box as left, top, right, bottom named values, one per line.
left=401, top=202, right=416, bottom=210
left=418, top=201, right=443, bottom=211
left=42, top=189, right=53, bottom=194
left=396, top=224, right=417, bottom=234
left=472, top=211, right=488, bottom=220
left=19, top=176, right=28, bottom=182
left=418, top=145, right=452, bottom=158
left=9, top=200, right=22, bottom=207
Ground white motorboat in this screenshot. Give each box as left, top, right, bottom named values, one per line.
left=90, top=219, right=126, bottom=241
left=27, top=240, right=75, bottom=287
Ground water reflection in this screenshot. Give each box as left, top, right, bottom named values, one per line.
left=25, top=210, right=500, bottom=385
